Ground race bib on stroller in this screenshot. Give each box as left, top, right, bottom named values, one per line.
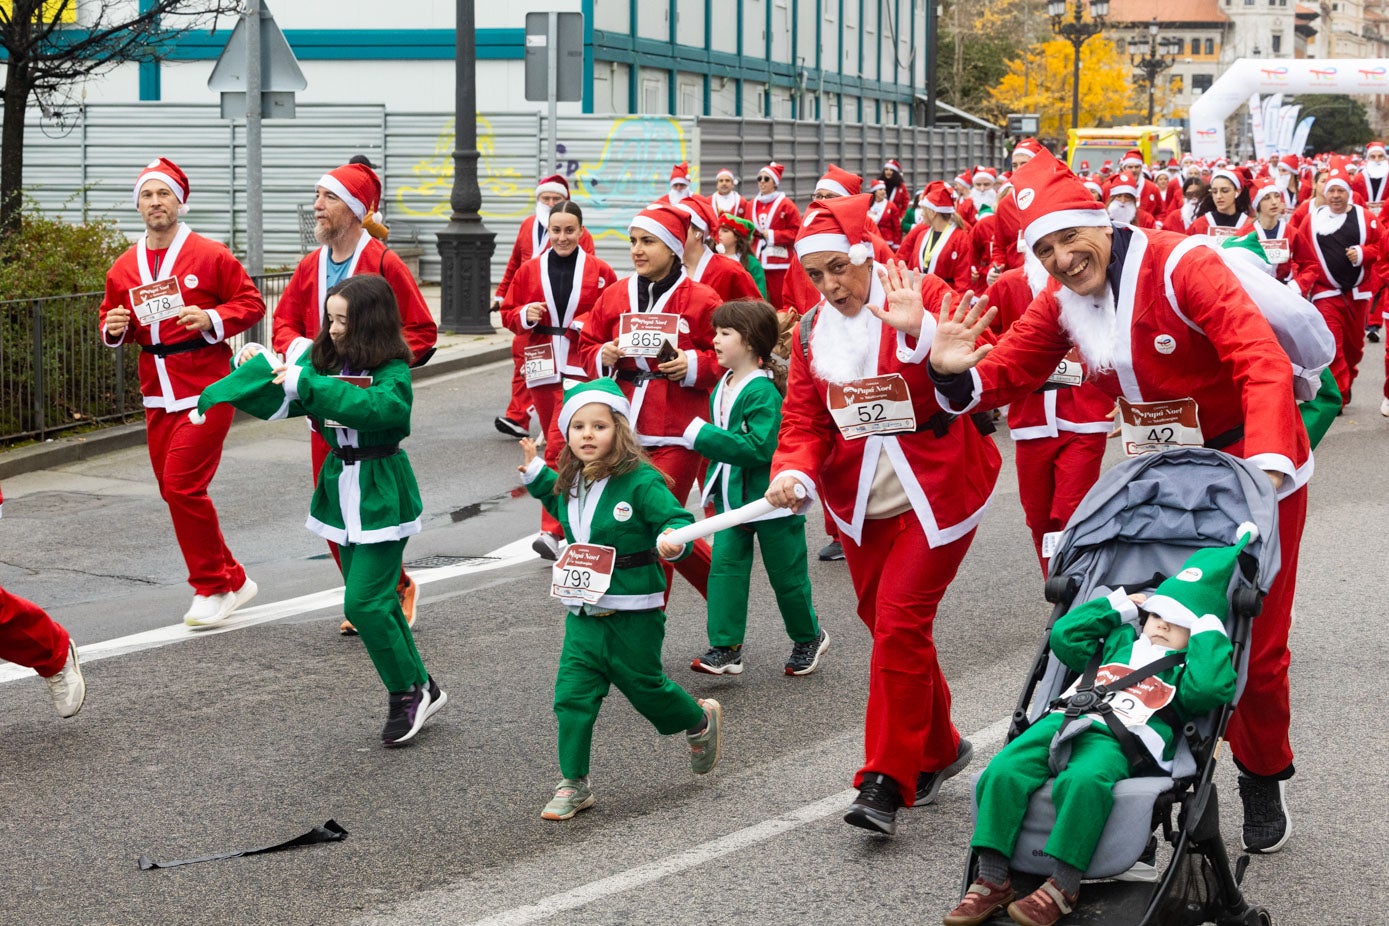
left=551, top=543, right=615, bottom=606
left=826, top=374, right=916, bottom=439
left=1117, top=397, right=1202, bottom=457
left=1060, top=663, right=1177, bottom=727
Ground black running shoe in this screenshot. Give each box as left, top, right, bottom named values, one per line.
left=817, top=540, right=845, bottom=561
left=691, top=645, right=743, bottom=675
left=423, top=675, right=448, bottom=723
left=784, top=629, right=829, bottom=676
left=914, top=738, right=974, bottom=805
left=1368, top=324, right=1382, bottom=343
left=1238, top=774, right=1292, bottom=853
left=494, top=415, right=530, bottom=438
left=382, top=683, right=431, bottom=747
left=844, top=773, right=900, bottom=835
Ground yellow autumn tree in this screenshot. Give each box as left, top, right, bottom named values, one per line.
left=987, top=37, right=1134, bottom=138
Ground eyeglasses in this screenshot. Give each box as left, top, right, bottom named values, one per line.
left=812, top=191, right=838, bottom=200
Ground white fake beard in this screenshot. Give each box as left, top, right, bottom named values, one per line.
left=1365, top=160, right=1389, bottom=181
left=810, top=305, right=878, bottom=384
left=669, top=187, right=689, bottom=204
left=535, top=202, right=552, bottom=226
left=1055, top=283, right=1119, bottom=374
left=1181, top=199, right=1199, bottom=225
left=1022, top=247, right=1051, bottom=297
left=971, top=188, right=997, bottom=210
left=1275, top=172, right=1292, bottom=191
left=1312, top=204, right=1350, bottom=236
left=1107, top=201, right=1138, bottom=224
left=711, top=191, right=739, bottom=213
left=756, top=189, right=780, bottom=203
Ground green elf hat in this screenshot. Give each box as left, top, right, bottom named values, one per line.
left=188, top=337, right=312, bottom=425
left=1142, top=522, right=1259, bottom=628
left=1220, top=230, right=1272, bottom=271
left=557, top=377, right=631, bottom=436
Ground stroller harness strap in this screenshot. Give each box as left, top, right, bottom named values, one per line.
left=1051, top=650, right=1187, bottom=776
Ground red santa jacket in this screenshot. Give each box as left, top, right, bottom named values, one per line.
left=771, top=269, right=1001, bottom=547
left=99, top=224, right=266, bottom=412
left=942, top=227, right=1310, bottom=493
left=1235, top=217, right=1296, bottom=282
left=1134, top=174, right=1164, bottom=218
left=1185, top=211, right=1252, bottom=238
left=869, top=199, right=903, bottom=249
left=985, top=267, right=1113, bottom=441
left=708, top=191, right=747, bottom=219
left=501, top=248, right=617, bottom=384
left=900, top=223, right=972, bottom=293
left=576, top=272, right=722, bottom=445
left=1290, top=205, right=1380, bottom=301
left=1351, top=170, right=1389, bottom=207
left=496, top=215, right=597, bottom=303
left=955, top=196, right=978, bottom=229
left=688, top=249, right=762, bottom=303
left=271, top=232, right=437, bottom=364
left=990, top=191, right=1026, bottom=271
left=744, top=194, right=802, bottom=272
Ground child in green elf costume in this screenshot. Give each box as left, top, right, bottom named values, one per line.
left=681, top=300, right=826, bottom=677
left=518, top=378, right=724, bottom=821
left=191, top=274, right=444, bottom=749
left=946, top=525, right=1250, bottom=926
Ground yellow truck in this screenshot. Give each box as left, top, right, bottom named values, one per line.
left=1066, top=126, right=1183, bottom=171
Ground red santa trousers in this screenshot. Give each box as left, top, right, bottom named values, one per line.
left=645, top=445, right=711, bottom=602
left=145, top=404, right=246, bottom=596
left=763, top=269, right=787, bottom=313
left=503, top=334, right=534, bottom=425
left=1225, top=484, right=1306, bottom=779
left=529, top=381, right=565, bottom=537
left=843, top=513, right=974, bottom=805
left=0, top=587, right=71, bottom=677
left=1316, top=293, right=1369, bottom=403
left=1014, top=432, right=1107, bottom=574
left=310, top=429, right=409, bottom=590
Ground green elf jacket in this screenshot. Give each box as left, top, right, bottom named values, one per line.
left=523, top=458, right=694, bottom=613
left=1050, top=589, right=1237, bottom=768
left=682, top=369, right=793, bottom=522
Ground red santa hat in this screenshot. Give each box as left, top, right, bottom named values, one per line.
left=1078, top=160, right=1091, bottom=173
left=1167, top=158, right=1179, bottom=169
left=677, top=194, right=717, bottom=236
left=816, top=163, right=863, bottom=197
left=1106, top=172, right=1138, bottom=200
left=1210, top=167, right=1243, bottom=192
left=1011, top=149, right=1111, bottom=250
left=1325, top=155, right=1354, bottom=194
left=794, top=193, right=874, bottom=265
left=1099, top=159, right=1114, bottom=173
left=1120, top=148, right=1144, bottom=168
left=715, top=167, right=737, bottom=181
left=757, top=162, right=786, bottom=185
left=317, top=163, right=382, bottom=223
left=953, top=172, right=972, bottom=189
left=535, top=173, right=570, bottom=200
left=973, top=165, right=997, bottom=181
left=628, top=203, right=690, bottom=257
left=1082, top=179, right=1103, bottom=199
left=1368, top=141, right=1386, bottom=157
left=670, top=162, right=691, bottom=186
left=869, top=179, right=886, bottom=193
left=1012, top=138, right=1044, bottom=162
left=1278, top=153, right=1299, bottom=173
left=922, top=181, right=954, bottom=214
left=884, top=158, right=903, bottom=173
left=1249, top=176, right=1283, bottom=212
left=134, top=158, right=190, bottom=213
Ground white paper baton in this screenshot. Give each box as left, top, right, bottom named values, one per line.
left=662, top=485, right=806, bottom=546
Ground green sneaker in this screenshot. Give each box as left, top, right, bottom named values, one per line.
left=687, top=699, right=723, bottom=775
left=541, top=777, right=594, bottom=821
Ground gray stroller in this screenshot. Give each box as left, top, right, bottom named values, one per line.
left=961, top=448, right=1280, bottom=925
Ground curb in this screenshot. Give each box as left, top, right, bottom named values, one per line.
left=0, top=343, right=514, bottom=482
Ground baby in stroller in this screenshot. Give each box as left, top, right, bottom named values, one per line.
left=944, top=525, right=1253, bottom=926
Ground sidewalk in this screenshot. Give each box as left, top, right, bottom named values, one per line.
left=0, top=284, right=513, bottom=481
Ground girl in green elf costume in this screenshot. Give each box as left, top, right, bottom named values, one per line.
left=192, top=274, right=444, bottom=748
left=518, top=378, right=723, bottom=821
left=682, top=300, right=826, bottom=677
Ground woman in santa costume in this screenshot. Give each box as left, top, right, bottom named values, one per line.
left=1351, top=141, right=1389, bottom=207
left=501, top=201, right=618, bottom=558
left=577, top=204, right=722, bottom=599
left=1290, top=156, right=1380, bottom=408
left=927, top=148, right=1311, bottom=855
left=880, top=158, right=912, bottom=215
left=1185, top=168, right=1252, bottom=238
left=868, top=180, right=903, bottom=251
left=492, top=174, right=598, bottom=440
left=765, top=194, right=1000, bottom=837
left=100, top=158, right=264, bottom=628
left=743, top=162, right=802, bottom=311
left=899, top=181, right=972, bottom=292
left=676, top=195, right=763, bottom=302
left=1237, top=177, right=1296, bottom=283
left=0, top=484, right=86, bottom=718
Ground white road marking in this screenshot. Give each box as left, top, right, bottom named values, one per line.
left=0, top=536, right=539, bottom=685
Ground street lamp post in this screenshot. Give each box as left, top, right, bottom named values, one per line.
left=1049, top=0, right=1109, bottom=130
left=1127, top=18, right=1180, bottom=124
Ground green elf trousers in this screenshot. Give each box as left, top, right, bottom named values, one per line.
left=971, top=712, right=1131, bottom=872
left=554, top=608, right=706, bottom=779
left=706, top=516, right=820, bottom=648
left=339, top=539, right=428, bottom=693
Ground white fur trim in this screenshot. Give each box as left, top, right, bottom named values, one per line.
left=1106, top=588, right=1139, bottom=621
left=535, top=180, right=568, bottom=198
left=134, top=170, right=186, bottom=206
left=317, top=173, right=366, bottom=220
left=628, top=215, right=684, bottom=258
left=558, top=392, right=631, bottom=437
left=1023, top=209, right=1112, bottom=250
left=1142, top=593, right=1198, bottom=628
left=521, top=455, right=547, bottom=484
left=1191, top=614, right=1228, bottom=637
left=281, top=364, right=303, bottom=401
left=816, top=179, right=850, bottom=198
left=847, top=242, right=871, bottom=265
left=795, top=232, right=853, bottom=257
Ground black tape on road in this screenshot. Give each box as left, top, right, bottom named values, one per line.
left=138, top=819, right=349, bottom=870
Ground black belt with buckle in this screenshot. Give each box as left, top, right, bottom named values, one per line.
left=329, top=444, right=401, bottom=465
left=614, top=549, right=658, bottom=569
left=141, top=339, right=215, bottom=357
left=614, top=369, right=663, bottom=384
left=533, top=325, right=567, bottom=336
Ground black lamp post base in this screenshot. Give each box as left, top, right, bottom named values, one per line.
left=437, top=221, right=497, bottom=334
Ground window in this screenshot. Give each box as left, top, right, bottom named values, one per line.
left=1192, top=73, right=1214, bottom=93
left=1205, top=38, right=1214, bottom=54
left=1272, top=34, right=1282, bottom=52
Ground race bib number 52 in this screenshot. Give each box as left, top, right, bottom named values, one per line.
left=550, top=543, right=616, bottom=606
left=826, top=374, right=916, bottom=439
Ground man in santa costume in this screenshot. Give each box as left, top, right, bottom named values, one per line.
left=1119, top=148, right=1163, bottom=217
left=709, top=168, right=745, bottom=218
left=272, top=161, right=438, bottom=634
left=677, top=195, right=762, bottom=302
left=0, top=484, right=86, bottom=717
left=952, top=171, right=979, bottom=227
left=765, top=194, right=1000, bottom=837
left=926, top=148, right=1311, bottom=855
left=743, top=162, right=802, bottom=311
left=493, top=174, right=598, bottom=440
left=661, top=162, right=693, bottom=207
left=100, top=158, right=264, bottom=628
left=1105, top=172, right=1157, bottom=229
left=1289, top=155, right=1380, bottom=407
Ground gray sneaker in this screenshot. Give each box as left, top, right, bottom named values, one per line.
left=687, top=698, right=723, bottom=775
left=44, top=640, right=85, bottom=719
left=541, top=777, right=595, bottom=820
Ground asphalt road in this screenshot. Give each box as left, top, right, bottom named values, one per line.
left=1, top=357, right=1385, bottom=926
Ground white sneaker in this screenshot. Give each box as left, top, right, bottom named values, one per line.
left=531, top=532, right=562, bottom=561
left=1379, top=397, right=1389, bottom=417
left=183, top=592, right=236, bottom=629
left=231, top=577, right=258, bottom=611
left=45, top=640, right=86, bottom=718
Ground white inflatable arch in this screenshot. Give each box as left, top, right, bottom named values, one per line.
left=1189, top=57, right=1389, bottom=158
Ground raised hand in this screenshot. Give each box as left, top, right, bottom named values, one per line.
left=928, top=289, right=996, bottom=376
left=865, top=259, right=926, bottom=337
left=517, top=437, right=538, bottom=472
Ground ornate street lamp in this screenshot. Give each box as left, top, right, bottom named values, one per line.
left=1049, top=0, right=1110, bottom=130
left=1128, top=18, right=1180, bottom=124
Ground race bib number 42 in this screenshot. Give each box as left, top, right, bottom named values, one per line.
left=1116, top=397, right=1202, bottom=457
left=550, top=543, right=616, bottom=606
left=618, top=313, right=679, bottom=358
left=826, top=374, right=916, bottom=439
left=129, top=278, right=186, bottom=326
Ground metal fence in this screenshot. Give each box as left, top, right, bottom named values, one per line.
left=1, top=272, right=292, bottom=445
